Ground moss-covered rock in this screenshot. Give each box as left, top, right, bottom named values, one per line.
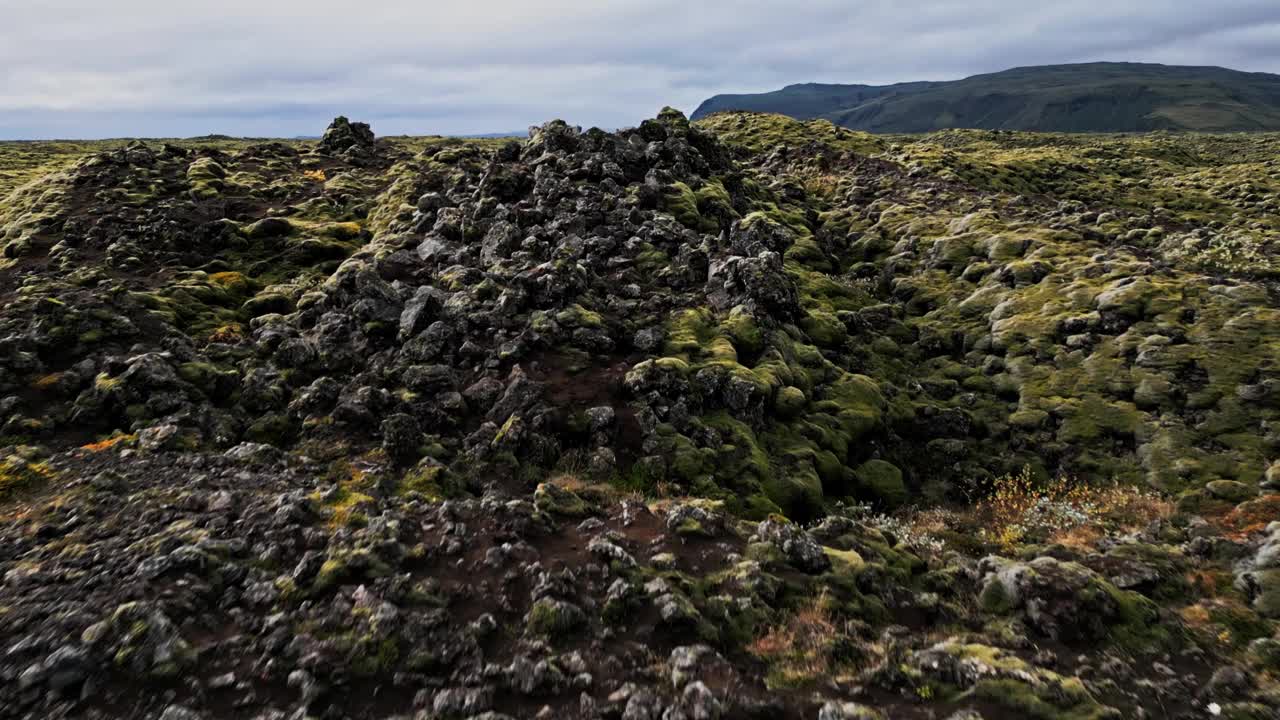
left=979, top=556, right=1175, bottom=650
left=0, top=453, right=56, bottom=502
left=853, top=459, right=907, bottom=509
left=533, top=482, right=590, bottom=517
left=81, top=602, right=195, bottom=680
left=774, top=386, right=807, bottom=418
left=525, top=598, right=586, bottom=639
left=905, top=641, right=1112, bottom=720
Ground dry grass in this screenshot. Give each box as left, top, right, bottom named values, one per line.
left=1049, top=524, right=1106, bottom=551
left=550, top=449, right=656, bottom=502
left=1186, top=568, right=1232, bottom=597
left=866, top=467, right=1172, bottom=556
left=545, top=472, right=588, bottom=494
left=748, top=593, right=869, bottom=688
left=1219, top=495, right=1280, bottom=541
left=1180, top=596, right=1275, bottom=651
left=803, top=174, right=842, bottom=198
left=206, top=324, right=245, bottom=345
left=32, top=373, right=63, bottom=391
left=967, top=466, right=1171, bottom=550
left=549, top=471, right=645, bottom=505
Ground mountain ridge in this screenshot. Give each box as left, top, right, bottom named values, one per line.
left=692, top=61, right=1280, bottom=132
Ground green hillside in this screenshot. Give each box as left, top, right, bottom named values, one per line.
left=692, top=62, right=1280, bottom=132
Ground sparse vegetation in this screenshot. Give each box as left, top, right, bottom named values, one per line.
left=968, top=466, right=1172, bottom=549
left=748, top=592, right=867, bottom=689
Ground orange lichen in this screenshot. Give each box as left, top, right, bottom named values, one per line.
left=32, top=373, right=63, bottom=390
left=1220, top=495, right=1280, bottom=541
left=80, top=434, right=137, bottom=453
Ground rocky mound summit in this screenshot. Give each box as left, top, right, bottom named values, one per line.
left=0, top=111, right=1277, bottom=719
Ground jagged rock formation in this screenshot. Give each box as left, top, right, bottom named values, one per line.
left=0, top=110, right=1276, bottom=719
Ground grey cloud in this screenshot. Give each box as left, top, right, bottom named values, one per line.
left=2, top=0, right=1279, bottom=138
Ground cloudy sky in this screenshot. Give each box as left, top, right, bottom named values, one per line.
left=3, top=0, right=1280, bottom=139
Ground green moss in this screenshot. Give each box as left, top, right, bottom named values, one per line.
left=664, top=308, right=739, bottom=366
left=823, top=547, right=865, bottom=573
left=1103, top=583, right=1180, bottom=653
left=978, top=576, right=1015, bottom=614
left=695, top=112, right=885, bottom=156
left=774, top=386, right=807, bottom=418
left=695, top=178, right=737, bottom=226
left=819, top=374, right=886, bottom=441
left=526, top=598, right=584, bottom=639
left=1208, top=605, right=1274, bottom=649
left=398, top=465, right=453, bottom=500
left=245, top=413, right=295, bottom=447
left=0, top=455, right=55, bottom=502
left=800, top=310, right=846, bottom=348
left=187, top=157, right=232, bottom=198
left=919, top=644, right=1109, bottom=720
left=671, top=435, right=714, bottom=482
left=971, top=678, right=1107, bottom=720
left=722, top=308, right=764, bottom=356
left=312, top=549, right=390, bottom=593
left=853, top=459, right=906, bottom=508
left=555, top=303, right=604, bottom=328
left=242, top=291, right=296, bottom=318
left=350, top=637, right=400, bottom=677
left=634, top=243, right=670, bottom=272
left=665, top=181, right=709, bottom=231
left=1247, top=637, right=1280, bottom=670
left=533, top=482, right=590, bottom=517
left=208, top=271, right=253, bottom=294
left=665, top=177, right=740, bottom=233
left=177, top=362, right=236, bottom=396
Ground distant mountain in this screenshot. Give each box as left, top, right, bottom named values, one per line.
left=692, top=62, right=1280, bottom=132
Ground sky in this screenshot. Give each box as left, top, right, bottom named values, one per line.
left=2, top=0, right=1280, bottom=139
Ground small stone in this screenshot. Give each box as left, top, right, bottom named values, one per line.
left=159, top=706, right=206, bottom=720
left=208, top=672, right=237, bottom=689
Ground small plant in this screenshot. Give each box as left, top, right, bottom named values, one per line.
left=748, top=592, right=868, bottom=688
left=205, top=324, right=245, bottom=345
left=1163, top=230, right=1278, bottom=277
left=803, top=174, right=842, bottom=198
left=313, top=459, right=378, bottom=528
left=832, top=500, right=951, bottom=554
